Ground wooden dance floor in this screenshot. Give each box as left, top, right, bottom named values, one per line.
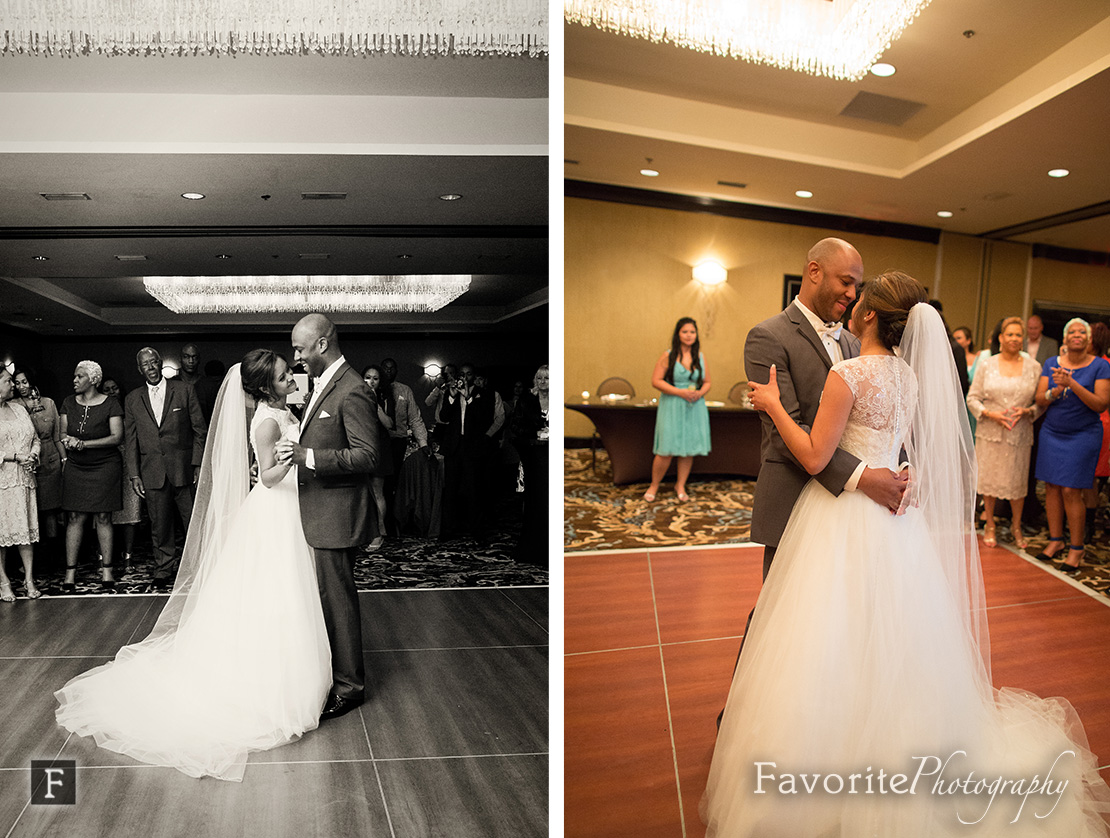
left=0, top=586, right=548, bottom=838
left=565, top=539, right=1110, bottom=838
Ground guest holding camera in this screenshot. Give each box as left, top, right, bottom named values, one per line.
left=0, top=368, right=42, bottom=600
left=1033, top=318, right=1110, bottom=572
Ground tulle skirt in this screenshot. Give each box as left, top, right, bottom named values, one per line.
left=55, top=475, right=331, bottom=782
left=703, top=481, right=1110, bottom=836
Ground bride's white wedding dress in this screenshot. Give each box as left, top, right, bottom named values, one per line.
left=703, top=352, right=1110, bottom=836
left=55, top=399, right=330, bottom=782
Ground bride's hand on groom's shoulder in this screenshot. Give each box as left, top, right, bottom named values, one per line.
left=748, top=364, right=781, bottom=412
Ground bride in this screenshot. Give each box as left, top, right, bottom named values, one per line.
left=55, top=350, right=330, bottom=782
left=702, top=272, right=1110, bottom=835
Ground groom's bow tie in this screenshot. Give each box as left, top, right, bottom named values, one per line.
left=817, top=322, right=842, bottom=341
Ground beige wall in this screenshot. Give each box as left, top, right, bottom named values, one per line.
left=565, top=196, right=1109, bottom=437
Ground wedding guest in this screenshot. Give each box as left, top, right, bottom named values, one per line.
left=1033, top=318, right=1110, bottom=572
left=101, top=376, right=140, bottom=573
left=954, top=326, right=989, bottom=434
left=1084, top=322, right=1110, bottom=541
left=643, top=317, right=711, bottom=502
left=966, top=317, right=1042, bottom=550
left=124, top=347, right=207, bottom=591
left=379, top=358, right=432, bottom=530
left=361, top=364, right=394, bottom=551
left=0, top=368, right=42, bottom=600
left=1026, top=314, right=1060, bottom=364
left=178, top=343, right=202, bottom=388
left=12, top=369, right=64, bottom=562
left=425, top=363, right=459, bottom=442
left=439, top=362, right=495, bottom=537
left=510, top=364, right=549, bottom=566
left=60, top=361, right=124, bottom=592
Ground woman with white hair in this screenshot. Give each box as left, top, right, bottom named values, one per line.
left=1032, top=317, right=1110, bottom=572
left=59, top=360, right=124, bottom=593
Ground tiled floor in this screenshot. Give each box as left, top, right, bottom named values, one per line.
left=0, top=586, right=548, bottom=838
left=565, top=540, right=1110, bottom=838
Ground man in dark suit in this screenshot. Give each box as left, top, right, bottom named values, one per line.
left=718, top=238, right=909, bottom=726
left=439, top=361, right=496, bottom=537
left=124, top=347, right=207, bottom=588
left=280, top=313, right=380, bottom=721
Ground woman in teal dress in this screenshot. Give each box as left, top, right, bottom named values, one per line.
left=644, top=317, right=712, bottom=502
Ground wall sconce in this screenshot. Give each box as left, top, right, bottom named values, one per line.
left=693, top=261, right=727, bottom=286
left=424, top=363, right=442, bottom=377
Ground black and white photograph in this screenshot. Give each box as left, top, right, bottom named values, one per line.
left=0, top=3, right=549, bottom=835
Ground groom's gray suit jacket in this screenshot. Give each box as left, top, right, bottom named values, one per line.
left=744, top=301, right=862, bottom=548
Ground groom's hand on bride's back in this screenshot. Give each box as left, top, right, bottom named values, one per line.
left=857, top=466, right=909, bottom=515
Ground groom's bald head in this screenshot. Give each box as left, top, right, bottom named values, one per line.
left=292, top=313, right=342, bottom=376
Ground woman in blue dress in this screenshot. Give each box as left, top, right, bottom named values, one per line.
left=1032, top=317, right=1110, bottom=572
left=644, top=317, right=711, bottom=502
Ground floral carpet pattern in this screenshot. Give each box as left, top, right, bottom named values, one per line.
left=564, top=448, right=1110, bottom=600
left=564, top=448, right=755, bottom=552
left=10, top=499, right=547, bottom=599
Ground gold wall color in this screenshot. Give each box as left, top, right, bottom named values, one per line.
left=565, top=196, right=1108, bottom=438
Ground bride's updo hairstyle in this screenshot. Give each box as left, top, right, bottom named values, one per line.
left=856, top=270, right=928, bottom=349
left=240, top=349, right=287, bottom=404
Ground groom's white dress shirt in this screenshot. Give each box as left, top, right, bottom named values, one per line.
left=302, top=356, right=346, bottom=472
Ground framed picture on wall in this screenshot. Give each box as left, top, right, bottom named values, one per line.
left=783, top=274, right=802, bottom=310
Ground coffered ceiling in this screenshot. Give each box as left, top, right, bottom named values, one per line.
left=565, top=0, right=1110, bottom=257
left=0, top=53, right=548, bottom=335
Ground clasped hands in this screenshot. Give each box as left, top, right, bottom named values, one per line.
left=986, top=405, right=1028, bottom=431
left=11, top=450, right=38, bottom=473
left=1050, top=365, right=1074, bottom=392
left=61, top=435, right=86, bottom=451
left=274, top=438, right=306, bottom=467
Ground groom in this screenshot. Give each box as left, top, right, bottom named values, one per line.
left=719, top=238, right=908, bottom=724
left=280, top=313, right=381, bottom=721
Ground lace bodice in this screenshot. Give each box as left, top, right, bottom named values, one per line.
left=249, top=403, right=299, bottom=460
left=830, top=355, right=917, bottom=470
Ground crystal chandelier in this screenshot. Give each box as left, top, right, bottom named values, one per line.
left=564, top=0, right=931, bottom=81
left=1, top=0, right=547, bottom=57
left=144, top=275, right=472, bottom=314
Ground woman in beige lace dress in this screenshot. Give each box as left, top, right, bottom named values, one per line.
left=966, top=316, right=1042, bottom=549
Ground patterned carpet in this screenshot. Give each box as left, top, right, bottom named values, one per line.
left=564, top=448, right=755, bottom=552
left=6, top=498, right=547, bottom=599
left=564, top=448, right=1110, bottom=599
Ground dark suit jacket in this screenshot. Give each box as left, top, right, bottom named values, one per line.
left=124, top=378, right=207, bottom=490
left=744, top=302, right=861, bottom=547
left=297, top=362, right=380, bottom=549
left=438, top=385, right=495, bottom=456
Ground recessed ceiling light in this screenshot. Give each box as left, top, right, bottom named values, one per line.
left=33, top=255, right=49, bottom=261
left=640, top=168, right=660, bottom=177
left=181, top=192, right=205, bottom=200
left=795, top=190, right=813, bottom=199
left=937, top=211, right=954, bottom=218
left=216, top=254, right=232, bottom=260
left=398, top=254, right=413, bottom=259
left=439, top=193, right=463, bottom=201
left=870, top=63, right=896, bottom=77
left=1047, top=168, right=1070, bottom=178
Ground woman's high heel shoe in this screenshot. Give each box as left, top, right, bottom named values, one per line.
left=1034, top=537, right=1065, bottom=562
left=982, top=523, right=997, bottom=548
left=61, top=562, right=78, bottom=594
left=25, top=580, right=42, bottom=599
left=100, top=559, right=116, bottom=591
left=1059, top=546, right=1084, bottom=575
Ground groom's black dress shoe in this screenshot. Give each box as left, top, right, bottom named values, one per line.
left=320, top=694, right=364, bottom=721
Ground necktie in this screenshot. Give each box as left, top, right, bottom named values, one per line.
left=817, top=322, right=842, bottom=342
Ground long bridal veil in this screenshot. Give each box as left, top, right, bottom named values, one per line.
left=899, top=303, right=991, bottom=690
left=120, top=363, right=251, bottom=658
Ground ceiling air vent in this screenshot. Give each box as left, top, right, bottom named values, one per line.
left=840, top=92, right=924, bottom=126
left=718, top=180, right=747, bottom=189
left=114, top=255, right=148, bottom=262
left=297, top=253, right=331, bottom=260
left=301, top=192, right=347, bottom=200
left=40, top=192, right=91, bottom=201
